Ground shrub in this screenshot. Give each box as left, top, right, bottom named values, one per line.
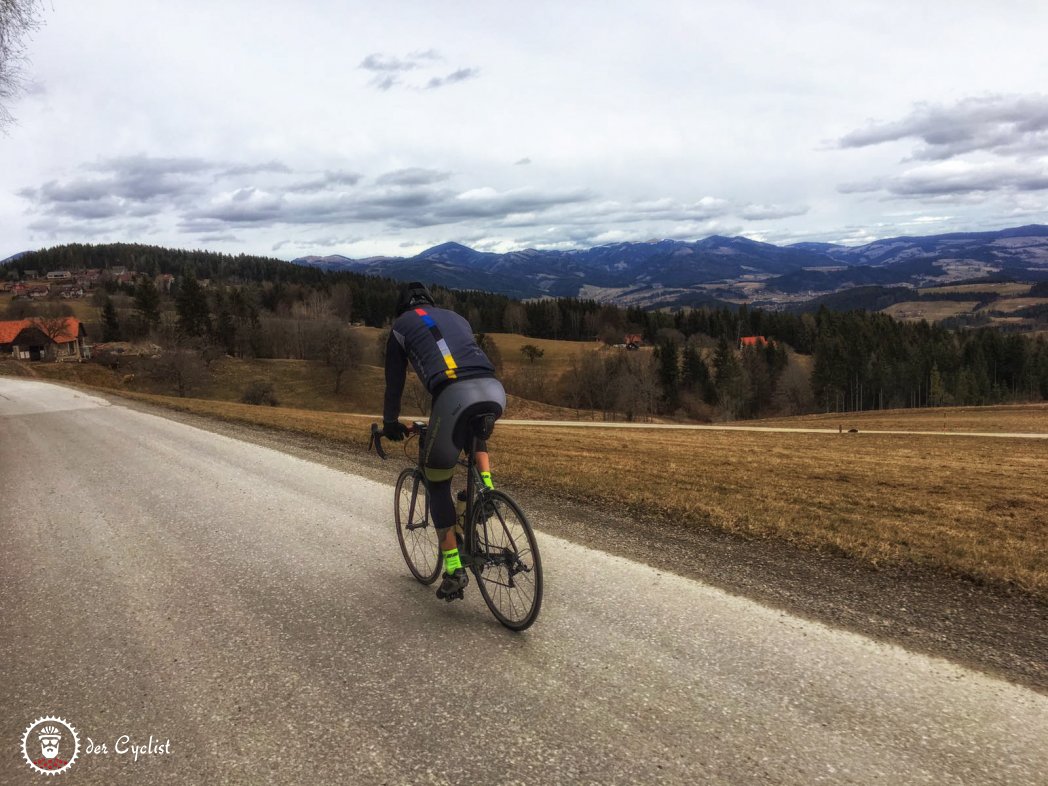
left=241, top=380, right=279, bottom=406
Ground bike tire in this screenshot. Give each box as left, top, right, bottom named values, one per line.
left=394, top=467, right=442, bottom=585
left=469, top=490, right=543, bottom=630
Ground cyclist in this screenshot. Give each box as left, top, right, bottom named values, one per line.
left=382, top=282, right=507, bottom=601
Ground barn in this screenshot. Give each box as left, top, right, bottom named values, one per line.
left=0, top=318, right=89, bottom=361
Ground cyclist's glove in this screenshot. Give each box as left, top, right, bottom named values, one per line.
left=382, top=420, right=408, bottom=441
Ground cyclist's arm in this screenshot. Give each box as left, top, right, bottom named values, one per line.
left=383, top=329, right=408, bottom=423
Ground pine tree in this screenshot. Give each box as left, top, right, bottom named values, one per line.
left=713, top=337, right=748, bottom=418
left=133, top=276, right=162, bottom=328
left=101, top=299, right=121, bottom=342
left=176, top=274, right=211, bottom=338
left=655, top=339, right=680, bottom=410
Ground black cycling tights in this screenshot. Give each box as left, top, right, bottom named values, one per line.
left=429, top=478, right=456, bottom=532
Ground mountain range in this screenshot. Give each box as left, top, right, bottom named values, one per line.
left=292, top=225, right=1048, bottom=308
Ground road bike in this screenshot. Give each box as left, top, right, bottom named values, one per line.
left=369, top=416, right=543, bottom=631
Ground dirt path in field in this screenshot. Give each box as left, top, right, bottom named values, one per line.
left=109, top=394, right=1048, bottom=694
left=500, top=418, right=1048, bottom=439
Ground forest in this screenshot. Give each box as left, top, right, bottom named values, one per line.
left=5, top=242, right=1048, bottom=420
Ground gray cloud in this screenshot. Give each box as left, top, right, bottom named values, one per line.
left=20, top=156, right=303, bottom=225
left=841, top=162, right=1048, bottom=198
left=287, top=169, right=363, bottom=193
left=197, top=233, right=240, bottom=243
left=839, top=94, right=1048, bottom=160
left=426, top=68, right=479, bottom=90
left=182, top=183, right=596, bottom=231
left=739, top=203, right=809, bottom=220
left=359, top=53, right=424, bottom=72
left=360, top=50, right=478, bottom=91
left=21, top=151, right=798, bottom=252
left=375, top=167, right=451, bottom=186
left=514, top=158, right=532, bottom=166
left=221, top=160, right=292, bottom=177
left=21, top=155, right=221, bottom=211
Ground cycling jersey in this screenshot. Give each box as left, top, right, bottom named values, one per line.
left=383, top=306, right=496, bottom=423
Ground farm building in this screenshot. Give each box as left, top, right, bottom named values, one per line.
left=0, top=318, right=89, bottom=361
left=739, top=335, right=769, bottom=348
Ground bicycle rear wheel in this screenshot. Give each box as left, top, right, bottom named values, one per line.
left=469, top=490, right=543, bottom=630
left=395, top=468, right=442, bottom=584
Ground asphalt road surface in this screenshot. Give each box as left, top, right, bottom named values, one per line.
left=1, top=377, right=1046, bottom=785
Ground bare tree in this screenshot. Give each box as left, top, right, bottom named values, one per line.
left=34, top=314, right=71, bottom=342
left=293, top=291, right=331, bottom=320
left=323, top=325, right=359, bottom=394
left=329, top=283, right=354, bottom=322
left=407, top=375, right=430, bottom=416
left=0, top=0, right=44, bottom=128
left=503, top=302, right=528, bottom=334
left=149, top=349, right=209, bottom=398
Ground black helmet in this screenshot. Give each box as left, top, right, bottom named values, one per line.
left=396, top=281, right=435, bottom=315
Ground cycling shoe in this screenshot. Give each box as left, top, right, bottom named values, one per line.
left=436, top=568, right=469, bottom=601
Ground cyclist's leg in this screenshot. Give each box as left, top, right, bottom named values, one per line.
left=472, top=378, right=506, bottom=490
left=475, top=438, right=494, bottom=488
left=425, top=386, right=470, bottom=595
left=423, top=387, right=462, bottom=540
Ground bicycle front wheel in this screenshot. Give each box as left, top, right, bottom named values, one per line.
left=470, top=490, right=543, bottom=630
left=395, top=467, right=442, bottom=584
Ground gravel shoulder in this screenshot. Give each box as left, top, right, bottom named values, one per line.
left=111, top=393, right=1048, bottom=694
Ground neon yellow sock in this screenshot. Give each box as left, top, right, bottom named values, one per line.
left=480, top=471, right=494, bottom=489
left=443, top=548, right=462, bottom=573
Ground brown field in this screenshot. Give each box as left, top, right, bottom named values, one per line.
left=496, top=424, right=1048, bottom=598
left=0, top=354, right=584, bottom=422
left=979, top=297, right=1048, bottom=314
left=0, top=292, right=100, bottom=323
left=13, top=378, right=1042, bottom=599
left=881, top=301, right=980, bottom=321
left=485, top=332, right=604, bottom=376
left=918, top=283, right=1034, bottom=296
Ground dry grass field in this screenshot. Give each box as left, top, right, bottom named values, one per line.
left=494, top=424, right=1048, bottom=598
left=979, top=297, right=1048, bottom=314
left=0, top=293, right=100, bottom=323
left=485, top=332, right=605, bottom=376
left=918, top=283, right=1034, bottom=296
left=23, top=382, right=1043, bottom=599
left=882, top=301, right=981, bottom=321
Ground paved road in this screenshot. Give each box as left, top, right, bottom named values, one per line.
left=1, top=377, right=1046, bottom=785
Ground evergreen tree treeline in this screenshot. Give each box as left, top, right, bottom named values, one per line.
left=9, top=243, right=1048, bottom=412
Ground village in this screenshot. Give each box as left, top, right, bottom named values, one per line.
left=0, top=266, right=175, bottom=300
left=0, top=266, right=162, bottom=362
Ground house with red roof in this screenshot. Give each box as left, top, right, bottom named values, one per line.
left=0, top=318, right=89, bottom=361
left=739, top=335, right=769, bottom=349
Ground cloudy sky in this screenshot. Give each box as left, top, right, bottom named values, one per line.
left=4, top=0, right=1048, bottom=260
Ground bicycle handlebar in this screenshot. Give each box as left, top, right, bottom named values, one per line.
left=368, top=421, right=419, bottom=461
left=368, top=423, right=387, bottom=460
